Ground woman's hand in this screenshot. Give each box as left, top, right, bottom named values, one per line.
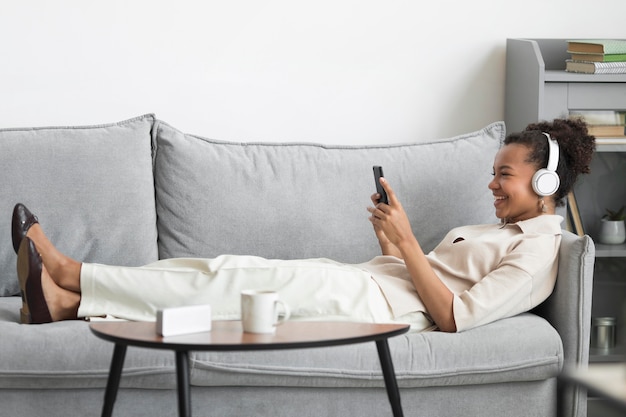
left=368, top=177, right=456, bottom=332
left=369, top=177, right=456, bottom=332
left=369, top=184, right=401, bottom=257
left=368, top=177, right=416, bottom=251
left=369, top=191, right=391, bottom=242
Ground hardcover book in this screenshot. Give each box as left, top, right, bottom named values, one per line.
left=567, top=39, right=626, bottom=54
left=569, top=53, right=626, bottom=63
left=569, top=111, right=626, bottom=136
left=586, top=125, right=626, bottom=137
left=565, top=59, right=626, bottom=74
left=569, top=110, right=624, bottom=125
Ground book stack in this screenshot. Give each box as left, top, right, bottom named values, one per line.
left=569, top=110, right=626, bottom=140
left=565, top=39, right=626, bottom=74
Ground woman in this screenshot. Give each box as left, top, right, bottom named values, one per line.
left=14, top=118, right=595, bottom=332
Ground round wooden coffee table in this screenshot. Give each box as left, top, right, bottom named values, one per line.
left=90, top=320, right=409, bottom=417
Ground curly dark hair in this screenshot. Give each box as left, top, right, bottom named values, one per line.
left=503, top=118, right=596, bottom=207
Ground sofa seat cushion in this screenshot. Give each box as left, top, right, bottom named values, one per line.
left=189, top=314, right=563, bottom=388
left=0, top=114, right=159, bottom=296
left=0, top=298, right=176, bottom=390
left=153, top=120, right=504, bottom=263
left=0, top=297, right=562, bottom=390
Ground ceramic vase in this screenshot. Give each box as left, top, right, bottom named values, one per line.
left=598, top=219, right=626, bottom=245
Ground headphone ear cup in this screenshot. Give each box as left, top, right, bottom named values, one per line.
left=532, top=169, right=560, bottom=197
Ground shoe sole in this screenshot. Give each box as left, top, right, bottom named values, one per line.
left=16, top=239, right=32, bottom=324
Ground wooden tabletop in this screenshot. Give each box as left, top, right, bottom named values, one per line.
left=90, top=320, right=410, bottom=351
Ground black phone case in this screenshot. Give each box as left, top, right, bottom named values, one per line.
left=373, top=166, right=388, bottom=204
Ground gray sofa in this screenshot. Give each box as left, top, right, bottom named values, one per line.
left=0, top=114, right=594, bottom=417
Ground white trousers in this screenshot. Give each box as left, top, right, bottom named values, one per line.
left=79, top=255, right=396, bottom=324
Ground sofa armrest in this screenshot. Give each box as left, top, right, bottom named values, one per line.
left=533, top=230, right=595, bottom=417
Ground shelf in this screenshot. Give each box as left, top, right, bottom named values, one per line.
left=595, top=243, right=626, bottom=257
left=589, top=343, right=625, bottom=363
left=596, top=142, right=626, bottom=152
left=545, top=70, right=626, bottom=83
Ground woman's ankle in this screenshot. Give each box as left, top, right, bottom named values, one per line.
left=26, top=225, right=82, bottom=293
left=41, top=266, right=80, bottom=321
left=53, top=258, right=82, bottom=293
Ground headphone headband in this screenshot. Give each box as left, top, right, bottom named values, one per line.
left=542, top=132, right=559, bottom=172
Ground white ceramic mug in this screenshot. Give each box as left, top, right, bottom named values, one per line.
left=240, top=290, right=291, bottom=334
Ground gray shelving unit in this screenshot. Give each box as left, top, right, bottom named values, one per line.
left=505, top=38, right=626, bottom=366
left=506, top=38, right=626, bottom=417
left=505, top=38, right=626, bottom=137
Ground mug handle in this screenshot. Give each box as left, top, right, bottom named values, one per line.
left=274, top=300, right=291, bottom=326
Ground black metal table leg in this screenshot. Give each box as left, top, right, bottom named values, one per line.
left=91, top=321, right=410, bottom=417
left=101, top=344, right=128, bottom=417
left=376, top=339, right=404, bottom=417
left=175, top=351, right=192, bottom=417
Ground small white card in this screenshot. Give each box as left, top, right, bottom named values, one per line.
left=156, top=305, right=212, bottom=337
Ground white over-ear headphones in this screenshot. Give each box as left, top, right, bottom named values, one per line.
left=532, top=132, right=560, bottom=197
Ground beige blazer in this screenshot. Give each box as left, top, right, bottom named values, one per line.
left=359, top=215, right=562, bottom=332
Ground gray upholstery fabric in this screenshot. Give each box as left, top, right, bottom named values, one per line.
left=1, top=381, right=557, bottom=417
left=0, top=297, right=561, bottom=390
left=153, top=120, right=504, bottom=262
left=533, top=231, right=595, bottom=417
left=0, top=114, right=159, bottom=296
left=0, top=298, right=176, bottom=390
left=190, top=314, right=562, bottom=388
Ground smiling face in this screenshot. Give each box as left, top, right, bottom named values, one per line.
left=489, top=143, right=546, bottom=222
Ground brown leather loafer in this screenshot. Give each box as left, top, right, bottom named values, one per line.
left=16, top=237, right=52, bottom=324
left=12, top=203, right=39, bottom=254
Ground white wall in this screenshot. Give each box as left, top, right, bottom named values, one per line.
left=1, top=0, right=624, bottom=145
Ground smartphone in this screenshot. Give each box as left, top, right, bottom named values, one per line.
left=372, top=166, right=388, bottom=204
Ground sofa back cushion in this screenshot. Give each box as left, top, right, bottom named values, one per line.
left=0, top=114, right=159, bottom=296
left=154, top=121, right=504, bottom=263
